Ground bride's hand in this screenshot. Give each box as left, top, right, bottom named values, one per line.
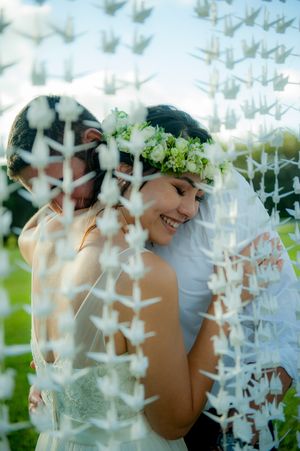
left=28, top=385, right=43, bottom=413
left=28, top=361, right=44, bottom=413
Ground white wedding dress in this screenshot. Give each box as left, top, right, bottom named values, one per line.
left=29, top=237, right=187, bottom=451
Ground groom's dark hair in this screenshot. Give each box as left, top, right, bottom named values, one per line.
left=6, top=94, right=101, bottom=180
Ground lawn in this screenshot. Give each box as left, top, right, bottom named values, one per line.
left=2, top=223, right=300, bottom=450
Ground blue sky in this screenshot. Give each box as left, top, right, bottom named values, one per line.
left=0, top=0, right=299, bottom=160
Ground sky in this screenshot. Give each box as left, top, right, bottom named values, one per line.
left=0, top=0, right=300, bottom=163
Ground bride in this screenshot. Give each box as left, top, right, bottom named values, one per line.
left=10, top=96, right=282, bottom=450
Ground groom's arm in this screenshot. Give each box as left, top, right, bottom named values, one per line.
left=233, top=170, right=299, bottom=390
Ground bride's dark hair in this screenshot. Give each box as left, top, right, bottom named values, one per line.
left=146, top=105, right=212, bottom=142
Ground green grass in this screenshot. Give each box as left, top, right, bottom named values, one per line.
left=278, top=222, right=300, bottom=276
left=3, top=246, right=38, bottom=450
left=2, top=225, right=299, bottom=450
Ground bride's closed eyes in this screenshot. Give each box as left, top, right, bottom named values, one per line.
left=173, top=182, right=205, bottom=206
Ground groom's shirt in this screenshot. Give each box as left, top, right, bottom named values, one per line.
left=152, top=169, right=299, bottom=393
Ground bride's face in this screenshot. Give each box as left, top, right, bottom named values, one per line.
left=125, top=173, right=204, bottom=246
left=18, top=157, right=95, bottom=210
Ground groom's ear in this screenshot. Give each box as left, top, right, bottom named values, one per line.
left=116, top=163, right=132, bottom=175
left=82, top=128, right=102, bottom=144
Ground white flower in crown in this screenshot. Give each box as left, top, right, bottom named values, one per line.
left=0, top=209, right=12, bottom=236
left=102, top=110, right=230, bottom=182
left=27, top=96, right=55, bottom=129
left=150, top=143, right=165, bottom=163
left=186, top=161, right=197, bottom=173
left=97, top=208, right=120, bottom=237
left=55, top=96, right=83, bottom=122
left=202, top=161, right=218, bottom=180
left=98, top=139, right=120, bottom=171
left=119, top=125, right=157, bottom=156
left=98, top=175, right=120, bottom=206
left=176, top=137, right=188, bottom=151
left=0, top=369, right=15, bottom=400
left=125, top=223, right=148, bottom=250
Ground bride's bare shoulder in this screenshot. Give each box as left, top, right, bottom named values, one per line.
left=118, top=250, right=177, bottom=295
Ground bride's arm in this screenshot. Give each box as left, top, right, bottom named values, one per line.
left=117, top=236, right=283, bottom=439
left=117, top=252, right=227, bottom=439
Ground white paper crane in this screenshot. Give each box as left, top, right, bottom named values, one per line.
left=194, top=0, right=210, bottom=19
left=0, top=57, right=18, bottom=76
left=126, top=31, right=153, bottom=55
left=131, top=1, right=153, bottom=24
left=31, top=60, right=47, bottom=86
left=100, top=30, right=120, bottom=54
left=93, top=0, right=127, bottom=16
left=15, top=27, right=53, bottom=46
left=237, top=6, right=261, bottom=27
left=241, top=37, right=260, bottom=59
left=49, top=16, right=86, bottom=44
left=190, top=36, right=220, bottom=64
left=0, top=8, right=11, bottom=34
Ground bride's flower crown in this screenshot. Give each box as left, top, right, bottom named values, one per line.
left=101, top=109, right=230, bottom=183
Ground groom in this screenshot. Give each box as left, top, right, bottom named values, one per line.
left=7, top=96, right=299, bottom=450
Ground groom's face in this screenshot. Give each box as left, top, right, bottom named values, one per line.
left=18, top=157, right=95, bottom=210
